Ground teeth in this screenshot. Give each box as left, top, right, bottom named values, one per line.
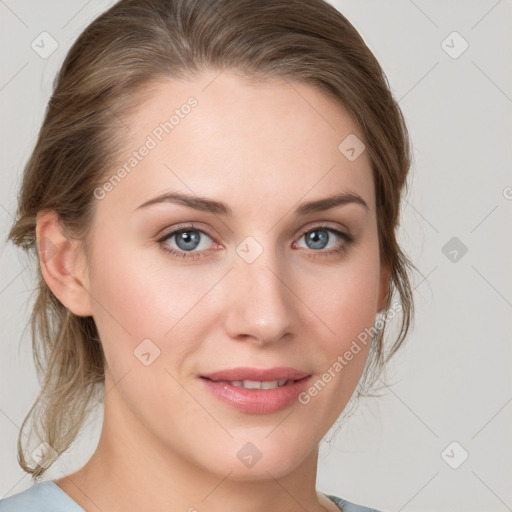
left=244, top=380, right=263, bottom=389
left=228, top=380, right=290, bottom=389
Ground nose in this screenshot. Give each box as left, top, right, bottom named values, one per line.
left=223, top=247, right=297, bottom=346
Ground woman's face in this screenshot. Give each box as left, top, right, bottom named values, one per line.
left=82, top=69, right=387, bottom=480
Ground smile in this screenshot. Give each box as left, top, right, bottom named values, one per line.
left=199, top=367, right=311, bottom=414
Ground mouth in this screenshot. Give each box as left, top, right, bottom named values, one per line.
left=199, top=367, right=311, bottom=414
left=204, top=378, right=296, bottom=389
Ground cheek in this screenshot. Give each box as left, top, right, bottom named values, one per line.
left=86, top=237, right=222, bottom=370
left=85, top=236, right=160, bottom=371
left=295, top=239, right=382, bottom=403
left=301, top=246, right=382, bottom=345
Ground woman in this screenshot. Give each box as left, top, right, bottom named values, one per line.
left=1, top=0, right=414, bottom=510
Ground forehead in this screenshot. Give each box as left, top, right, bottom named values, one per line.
left=100, top=69, right=374, bottom=216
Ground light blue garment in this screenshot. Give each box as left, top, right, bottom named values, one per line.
left=0, top=481, right=382, bottom=512
left=0, top=481, right=84, bottom=512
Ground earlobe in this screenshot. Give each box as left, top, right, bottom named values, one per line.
left=36, top=210, right=93, bottom=317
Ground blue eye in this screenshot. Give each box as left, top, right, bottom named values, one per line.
left=299, top=228, right=341, bottom=250
left=158, top=228, right=215, bottom=259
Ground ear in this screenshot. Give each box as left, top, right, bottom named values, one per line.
left=377, top=261, right=391, bottom=313
left=36, top=209, right=93, bottom=317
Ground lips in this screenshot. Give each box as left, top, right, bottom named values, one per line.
left=199, top=367, right=311, bottom=414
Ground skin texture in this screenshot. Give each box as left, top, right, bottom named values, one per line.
left=38, top=69, right=389, bottom=512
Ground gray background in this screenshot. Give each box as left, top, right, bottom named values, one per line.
left=1, top=1, right=511, bottom=511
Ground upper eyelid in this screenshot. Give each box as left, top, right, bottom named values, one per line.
left=158, top=222, right=350, bottom=246
left=158, top=222, right=216, bottom=241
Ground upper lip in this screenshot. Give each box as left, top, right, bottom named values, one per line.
left=201, top=367, right=310, bottom=382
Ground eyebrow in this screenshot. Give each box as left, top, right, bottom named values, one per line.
left=134, top=190, right=369, bottom=216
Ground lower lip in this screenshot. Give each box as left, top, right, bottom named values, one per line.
left=200, top=377, right=311, bottom=414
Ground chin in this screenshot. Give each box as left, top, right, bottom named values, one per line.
left=198, top=435, right=316, bottom=482
left=218, top=457, right=306, bottom=482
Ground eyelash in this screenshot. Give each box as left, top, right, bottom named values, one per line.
left=157, top=222, right=354, bottom=261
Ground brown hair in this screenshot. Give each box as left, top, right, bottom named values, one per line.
left=8, top=0, right=415, bottom=479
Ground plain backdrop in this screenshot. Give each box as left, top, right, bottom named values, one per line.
left=1, top=1, right=511, bottom=511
